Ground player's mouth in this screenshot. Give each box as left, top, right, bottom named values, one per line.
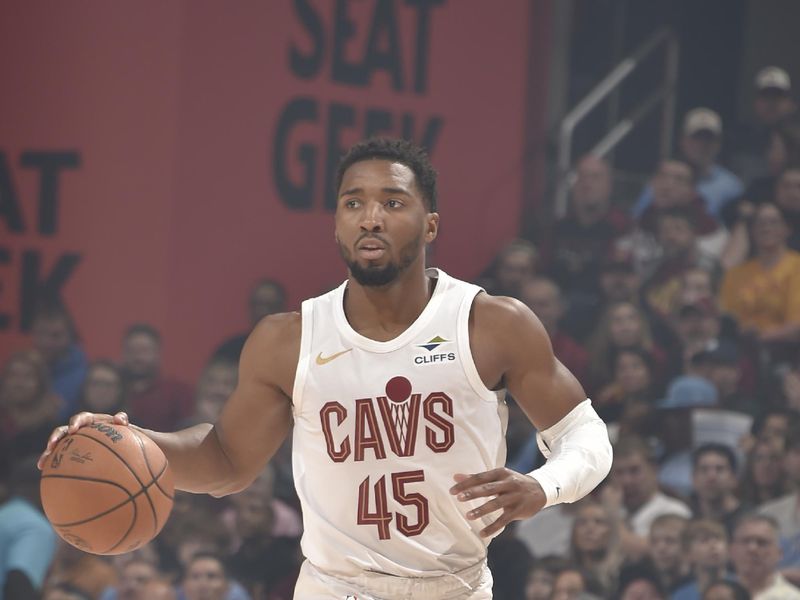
left=357, top=241, right=388, bottom=260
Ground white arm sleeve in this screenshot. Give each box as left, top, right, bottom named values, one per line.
left=528, top=399, right=612, bottom=508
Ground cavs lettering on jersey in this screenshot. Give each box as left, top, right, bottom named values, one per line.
left=292, top=269, right=508, bottom=578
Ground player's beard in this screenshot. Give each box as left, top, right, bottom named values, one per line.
left=339, top=232, right=423, bottom=287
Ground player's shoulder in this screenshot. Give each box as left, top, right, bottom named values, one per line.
left=471, top=292, right=549, bottom=347
left=242, top=311, right=302, bottom=363
left=251, top=311, right=302, bottom=343
left=472, top=291, right=535, bottom=326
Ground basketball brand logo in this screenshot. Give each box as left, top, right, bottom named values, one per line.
left=88, top=422, right=124, bottom=443
left=319, top=376, right=455, bottom=463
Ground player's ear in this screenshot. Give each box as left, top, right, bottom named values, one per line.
left=425, top=212, right=439, bottom=243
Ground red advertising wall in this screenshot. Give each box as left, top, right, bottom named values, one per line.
left=0, top=1, right=549, bottom=382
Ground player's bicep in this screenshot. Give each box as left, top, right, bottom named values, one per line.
left=501, top=302, right=585, bottom=430
left=213, top=317, right=295, bottom=488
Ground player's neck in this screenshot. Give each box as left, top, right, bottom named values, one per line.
left=344, top=265, right=433, bottom=341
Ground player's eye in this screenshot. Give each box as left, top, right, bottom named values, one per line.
left=386, top=199, right=403, bottom=208
left=344, top=199, right=361, bottom=209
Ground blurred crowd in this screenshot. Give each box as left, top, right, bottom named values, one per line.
left=3, top=66, right=800, bottom=600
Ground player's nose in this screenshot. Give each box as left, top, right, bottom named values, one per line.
left=359, top=202, right=385, bottom=232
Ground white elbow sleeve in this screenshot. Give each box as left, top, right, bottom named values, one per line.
left=528, top=399, right=612, bottom=508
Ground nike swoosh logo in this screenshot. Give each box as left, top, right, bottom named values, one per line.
left=315, top=349, right=352, bottom=365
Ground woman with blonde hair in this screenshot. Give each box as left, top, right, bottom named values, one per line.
left=568, top=498, right=627, bottom=597
left=587, top=301, right=667, bottom=392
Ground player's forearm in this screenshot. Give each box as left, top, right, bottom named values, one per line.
left=528, top=399, right=612, bottom=507
left=133, top=423, right=242, bottom=495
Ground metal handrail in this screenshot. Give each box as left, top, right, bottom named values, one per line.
left=554, top=27, right=679, bottom=217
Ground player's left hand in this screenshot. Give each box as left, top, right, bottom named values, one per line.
left=449, top=468, right=547, bottom=537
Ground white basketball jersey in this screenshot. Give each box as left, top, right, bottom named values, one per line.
left=291, top=268, right=508, bottom=578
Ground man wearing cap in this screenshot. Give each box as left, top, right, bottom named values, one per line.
left=634, top=108, right=743, bottom=221
left=729, top=66, right=798, bottom=185
left=656, top=375, right=720, bottom=498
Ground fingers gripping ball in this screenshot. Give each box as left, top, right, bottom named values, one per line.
left=40, top=423, right=174, bottom=555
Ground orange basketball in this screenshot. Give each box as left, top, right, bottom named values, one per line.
left=40, top=423, right=174, bottom=555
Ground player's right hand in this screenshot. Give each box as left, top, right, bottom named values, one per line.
left=37, top=411, right=130, bottom=470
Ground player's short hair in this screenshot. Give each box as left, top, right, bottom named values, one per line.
left=124, top=323, right=162, bottom=345
left=336, top=138, right=438, bottom=212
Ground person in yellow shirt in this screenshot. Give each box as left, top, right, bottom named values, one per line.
left=720, top=202, right=800, bottom=343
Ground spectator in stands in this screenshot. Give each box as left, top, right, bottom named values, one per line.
left=690, top=444, right=746, bottom=533
left=638, top=160, right=719, bottom=241
left=179, top=553, right=248, bottom=600
left=212, top=278, right=287, bottom=363
left=487, top=534, right=533, bottom=600
left=0, top=431, right=56, bottom=600
left=524, top=556, right=569, bottom=600
left=226, top=467, right=300, bottom=599
left=728, top=66, right=797, bottom=186
left=120, top=324, right=193, bottom=432
left=648, top=514, right=690, bottom=593
left=696, top=343, right=758, bottom=417
left=564, top=247, right=642, bottom=342
left=723, top=163, right=800, bottom=269
left=30, top=300, right=87, bottom=418
left=77, top=361, right=126, bottom=417
left=702, top=580, right=751, bottom=600
left=609, top=436, right=691, bottom=551
left=551, top=566, right=604, bottom=600
left=758, top=478, right=800, bottom=584
left=783, top=431, right=800, bottom=493
left=568, top=499, right=626, bottom=596
left=481, top=238, right=538, bottom=299
left=634, top=108, right=743, bottom=221
left=656, top=376, right=720, bottom=499
left=519, top=277, right=589, bottom=385
left=617, top=562, right=668, bottom=600
left=45, top=584, right=93, bottom=600
left=544, top=155, right=630, bottom=310
left=729, top=514, right=800, bottom=598
left=0, top=350, right=62, bottom=462
left=672, top=299, right=723, bottom=372
left=45, top=540, right=118, bottom=600
left=739, top=440, right=787, bottom=509
left=181, top=357, right=238, bottom=428
left=672, top=519, right=731, bottom=600
left=642, top=208, right=719, bottom=320
left=720, top=202, right=800, bottom=346
left=595, top=348, right=656, bottom=423
left=515, top=494, right=580, bottom=559
left=99, top=559, right=163, bottom=600
left=775, top=166, right=800, bottom=251
left=587, top=301, right=667, bottom=392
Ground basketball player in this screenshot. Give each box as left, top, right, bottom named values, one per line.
left=40, top=138, right=612, bottom=599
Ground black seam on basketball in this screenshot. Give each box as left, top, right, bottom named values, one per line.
left=128, top=430, right=160, bottom=537
left=129, top=428, right=173, bottom=534
left=71, top=431, right=160, bottom=538
left=104, top=489, right=139, bottom=554
left=43, top=475, right=162, bottom=528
